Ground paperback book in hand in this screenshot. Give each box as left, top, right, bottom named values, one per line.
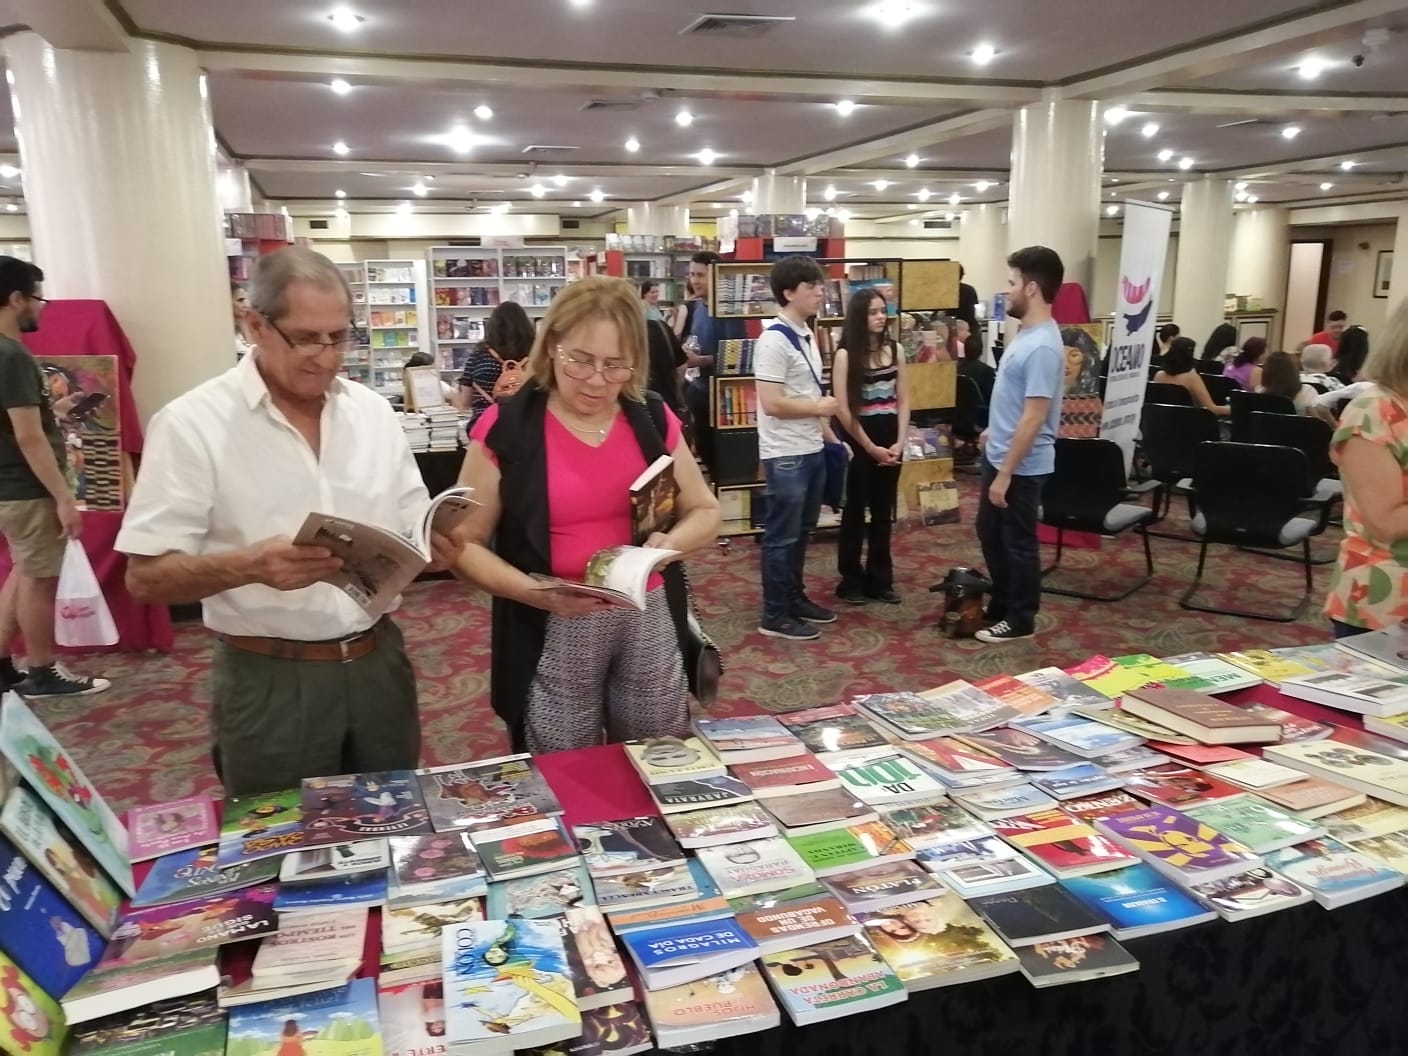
left=530, top=545, right=681, bottom=611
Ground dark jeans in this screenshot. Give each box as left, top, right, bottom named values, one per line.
left=684, top=376, right=715, bottom=475
left=838, top=415, right=900, bottom=593
left=761, top=450, right=826, bottom=622
left=975, top=458, right=1048, bottom=634
left=1332, top=619, right=1370, bottom=639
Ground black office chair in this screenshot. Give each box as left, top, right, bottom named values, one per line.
left=1227, top=390, right=1296, bottom=443
left=952, top=374, right=985, bottom=473
left=1179, top=442, right=1329, bottom=622
left=1040, top=438, right=1158, bottom=602
left=1139, top=403, right=1220, bottom=529
left=1200, top=374, right=1237, bottom=406
left=1246, top=412, right=1341, bottom=565
left=1146, top=382, right=1193, bottom=407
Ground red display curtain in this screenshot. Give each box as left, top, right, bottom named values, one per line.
left=0, top=300, right=174, bottom=652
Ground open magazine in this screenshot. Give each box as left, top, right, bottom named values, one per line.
left=531, top=545, right=680, bottom=611
left=295, top=487, right=476, bottom=618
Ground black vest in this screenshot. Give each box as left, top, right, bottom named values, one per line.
left=482, top=383, right=692, bottom=750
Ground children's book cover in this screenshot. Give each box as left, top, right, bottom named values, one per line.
left=0, top=833, right=102, bottom=1000
left=224, top=977, right=382, bottom=1056
left=485, top=865, right=593, bottom=920
left=0, top=784, right=122, bottom=936
left=124, top=797, right=218, bottom=863
left=103, top=885, right=278, bottom=968
left=301, top=771, right=433, bottom=846
left=216, top=790, right=304, bottom=869
left=0, top=695, right=133, bottom=895
left=440, top=919, right=580, bottom=1047
left=131, top=845, right=280, bottom=909
left=415, top=755, right=563, bottom=831
left=0, top=949, right=65, bottom=1056
left=383, top=897, right=485, bottom=954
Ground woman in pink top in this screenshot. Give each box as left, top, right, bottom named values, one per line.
left=1223, top=337, right=1266, bottom=390
left=455, top=278, right=721, bottom=753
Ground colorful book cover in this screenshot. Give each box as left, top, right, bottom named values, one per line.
left=0, top=695, right=133, bottom=896
left=952, top=783, right=1058, bottom=818
left=649, top=775, right=755, bottom=813
left=388, top=831, right=485, bottom=904
left=1018, top=716, right=1141, bottom=757
left=300, top=770, right=433, bottom=845
left=759, top=932, right=905, bottom=1021
left=591, top=862, right=700, bottom=910
left=878, top=803, right=983, bottom=849
left=382, top=897, right=485, bottom=954
left=378, top=980, right=450, bottom=1056
left=1342, top=830, right=1408, bottom=874
left=253, top=908, right=366, bottom=979
left=1031, top=764, right=1126, bottom=801
left=440, top=919, right=579, bottom=1048
left=1184, top=798, right=1326, bottom=853
left=274, top=871, right=388, bottom=913
left=280, top=840, right=390, bottom=884
left=1231, top=701, right=1333, bottom=743
left=1109, top=653, right=1214, bottom=692
left=1097, top=807, right=1260, bottom=880
left=1215, top=649, right=1316, bottom=685
left=1091, top=745, right=1172, bottom=773
left=415, top=754, right=563, bottom=831
left=641, top=963, right=777, bottom=1043
left=1263, top=838, right=1405, bottom=902
left=1071, top=704, right=1194, bottom=744
left=691, top=715, right=799, bottom=754
left=663, top=801, right=777, bottom=846
left=992, top=811, right=1137, bottom=874
left=621, top=917, right=757, bottom=978
left=820, top=860, right=944, bottom=909
left=1016, top=667, right=1114, bottom=710
left=1066, top=655, right=1149, bottom=698
left=216, top=790, right=304, bottom=869
left=914, top=834, right=1022, bottom=873
left=225, top=977, right=382, bottom=1056
left=1259, top=778, right=1365, bottom=816
left=1060, top=791, right=1145, bottom=822
left=555, top=906, right=630, bottom=1009
left=761, top=788, right=874, bottom=832
left=103, top=884, right=277, bottom=968
left=1323, top=799, right=1408, bottom=843
left=859, top=894, right=1018, bottom=985
left=1188, top=867, right=1312, bottom=919
left=1014, top=933, right=1139, bottom=985
left=777, top=704, right=890, bottom=756
left=731, top=894, right=855, bottom=949
left=1159, top=652, right=1264, bottom=693
left=729, top=754, right=838, bottom=794
left=0, top=949, right=65, bottom=1056
left=61, top=947, right=219, bottom=1026
left=851, top=692, right=969, bottom=737
left=622, top=738, right=725, bottom=785
left=66, top=994, right=225, bottom=1056
left=695, top=838, right=814, bottom=897
left=470, top=815, right=578, bottom=879
left=915, top=681, right=1020, bottom=732
left=0, top=833, right=102, bottom=999
left=131, top=844, right=280, bottom=909
left=1121, top=762, right=1246, bottom=807
left=574, top=817, right=684, bottom=876
left=124, top=797, right=218, bottom=863
left=830, top=754, right=948, bottom=807
left=1266, top=741, right=1408, bottom=805
left=581, top=1001, right=653, bottom=1055
left=0, top=783, right=122, bottom=936
left=897, top=738, right=1016, bottom=779
left=485, top=865, right=593, bottom=919
left=965, top=886, right=1110, bottom=946
left=1061, top=863, right=1217, bottom=934
left=935, top=856, right=1052, bottom=898
left=1147, top=742, right=1252, bottom=765
left=973, top=675, right=1059, bottom=718
left=954, top=728, right=1084, bottom=771
left=786, top=821, right=911, bottom=876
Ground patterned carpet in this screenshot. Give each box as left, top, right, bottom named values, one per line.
left=36, top=476, right=1335, bottom=813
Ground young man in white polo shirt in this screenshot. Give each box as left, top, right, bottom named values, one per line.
left=754, top=256, right=841, bottom=641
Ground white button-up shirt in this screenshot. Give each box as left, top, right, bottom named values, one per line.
left=116, top=354, right=431, bottom=639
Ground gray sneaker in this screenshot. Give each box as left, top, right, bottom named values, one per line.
left=15, top=663, right=112, bottom=699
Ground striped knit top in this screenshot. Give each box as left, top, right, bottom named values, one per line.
left=855, top=348, right=899, bottom=417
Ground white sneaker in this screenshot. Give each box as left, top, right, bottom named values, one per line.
left=816, top=510, right=842, bottom=529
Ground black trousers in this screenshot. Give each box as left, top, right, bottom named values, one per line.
left=838, top=414, right=900, bottom=593
left=975, top=459, right=1048, bottom=633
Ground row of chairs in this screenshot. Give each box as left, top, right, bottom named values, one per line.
left=1147, top=374, right=1243, bottom=408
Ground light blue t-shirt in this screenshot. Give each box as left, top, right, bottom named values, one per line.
left=985, top=318, right=1064, bottom=476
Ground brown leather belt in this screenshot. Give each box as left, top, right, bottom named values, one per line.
left=219, top=625, right=378, bottom=663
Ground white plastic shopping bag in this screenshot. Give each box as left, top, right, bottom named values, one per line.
left=54, top=540, right=119, bottom=648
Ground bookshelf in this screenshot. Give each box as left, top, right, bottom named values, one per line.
left=501, top=248, right=570, bottom=315
left=339, top=262, right=373, bottom=386
left=623, top=251, right=689, bottom=306
left=428, top=245, right=571, bottom=372
left=362, top=259, right=421, bottom=391
left=710, top=262, right=779, bottom=320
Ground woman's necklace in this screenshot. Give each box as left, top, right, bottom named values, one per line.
left=551, top=400, right=616, bottom=444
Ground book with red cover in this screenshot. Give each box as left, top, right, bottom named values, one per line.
left=1122, top=687, right=1281, bottom=744
left=974, top=675, right=1059, bottom=718
left=1060, top=791, right=1145, bottom=823
left=991, top=810, right=1139, bottom=877
left=955, top=729, right=1084, bottom=772
left=1122, top=763, right=1247, bottom=807
left=730, top=754, right=840, bottom=797
left=1145, top=742, right=1253, bottom=765
left=898, top=738, right=1017, bottom=781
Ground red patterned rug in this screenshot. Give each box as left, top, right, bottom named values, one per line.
left=35, top=477, right=1334, bottom=812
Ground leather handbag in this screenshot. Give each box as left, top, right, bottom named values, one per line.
left=680, top=566, right=722, bottom=709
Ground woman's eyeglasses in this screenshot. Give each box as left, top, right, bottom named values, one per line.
left=557, top=345, right=634, bottom=383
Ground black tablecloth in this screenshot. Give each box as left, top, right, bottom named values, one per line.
left=415, top=449, right=463, bottom=497
left=715, top=887, right=1408, bottom=1056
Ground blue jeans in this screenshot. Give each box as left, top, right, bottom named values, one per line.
left=975, top=458, right=1048, bottom=634
left=761, top=450, right=826, bottom=622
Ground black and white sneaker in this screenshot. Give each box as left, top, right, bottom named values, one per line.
left=793, top=598, right=838, bottom=624
left=15, top=664, right=112, bottom=699
left=974, top=620, right=1033, bottom=644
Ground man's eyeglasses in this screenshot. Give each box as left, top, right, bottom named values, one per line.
left=26, top=294, right=47, bottom=305
left=558, top=346, right=634, bottom=383
left=262, top=313, right=363, bottom=355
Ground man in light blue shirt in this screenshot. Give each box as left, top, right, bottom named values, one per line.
left=974, top=246, right=1066, bottom=644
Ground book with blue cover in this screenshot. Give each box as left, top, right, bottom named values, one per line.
left=620, top=916, right=759, bottom=990
left=130, top=845, right=279, bottom=909
left=300, top=770, right=433, bottom=847
left=485, top=863, right=593, bottom=919
left=225, top=977, right=381, bottom=1056
left=274, top=871, right=388, bottom=913
left=441, top=918, right=580, bottom=1050
left=1061, top=863, right=1218, bottom=938
left=1263, top=837, right=1406, bottom=909
left=0, top=832, right=102, bottom=1000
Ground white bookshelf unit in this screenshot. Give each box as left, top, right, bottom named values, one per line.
left=340, top=262, right=372, bottom=385
left=356, top=259, right=422, bottom=392
left=623, top=251, right=688, bottom=306
left=428, top=245, right=571, bottom=371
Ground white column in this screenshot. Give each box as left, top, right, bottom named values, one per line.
left=1389, top=205, right=1408, bottom=315
left=751, top=173, right=806, bottom=214
left=1007, top=100, right=1103, bottom=297
left=1227, top=205, right=1290, bottom=346
left=625, top=202, right=691, bottom=236
left=1173, top=177, right=1236, bottom=352
left=958, top=203, right=1007, bottom=311
left=5, top=32, right=231, bottom=423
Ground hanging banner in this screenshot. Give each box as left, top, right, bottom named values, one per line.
left=1099, top=200, right=1174, bottom=470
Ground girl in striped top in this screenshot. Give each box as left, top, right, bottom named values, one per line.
left=833, top=287, right=910, bottom=604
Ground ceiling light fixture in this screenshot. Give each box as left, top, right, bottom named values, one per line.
left=334, top=206, right=348, bottom=220
left=552, top=173, right=569, bottom=186
left=1234, top=190, right=1248, bottom=203
left=970, top=42, right=997, bottom=65
left=823, top=185, right=838, bottom=201
left=741, top=189, right=754, bottom=203
left=838, top=209, right=851, bottom=222
left=834, top=99, right=856, bottom=116
left=332, top=140, right=350, bottom=155
left=907, top=204, right=918, bottom=210
left=1141, top=122, right=1159, bottom=138
left=1298, top=57, right=1326, bottom=80
left=439, top=127, right=484, bottom=154
left=396, top=201, right=412, bottom=215
left=474, top=105, right=493, bottom=121
left=917, top=187, right=931, bottom=201
left=825, top=206, right=837, bottom=217
left=411, top=181, right=428, bottom=197
left=1105, top=204, right=1119, bottom=216
left=872, top=179, right=890, bottom=191
left=589, top=188, right=605, bottom=203
left=568, top=0, right=593, bottom=7
left=1246, top=195, right=1259, bottom=204
left=1282, top=125, right=1301, bottom=139
left=0, top=165, right=20, bottom=179
left=871, top=0, right=919, bottom=24
left=1234, top=181, right=1248, bottom=191
left=334, top=189, right=346, bottom=198
left=1178, top=157, right=1194, bottom=170
left=571, top=201, right=581, bottom=207
left=1157, top=190, right=1170, bottom=200
left=975, top=180, right=991, bottom=192
left=1157, top=148, right=1174, bottom=162
left=804, top=207, right=820, bottom=220
left=624, top=136, right=640, bottom=153
left=4, top=203, right=17, bottom=213
left=675, top=109, right=694, bottom=127
left=529, top=184, right=546, bottom=198
left=696, top=148, right=718, bottom=165
left=1320, top=182, right=1334, bottom=191
left=904, top=153, right=920, bottom=168
left=1104, top=106, right=1130, bottom=126
left=329, top=78, right=352, bottom=95
left=1340, top=160, right=1357, bottom=171
left=948, top=192, right=961, bottom=206
left=326, top=7, right=364, bottom=31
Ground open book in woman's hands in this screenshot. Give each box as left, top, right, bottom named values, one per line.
left=530, top=545, right=681, bottom=611
left=294, top=487, right=476, bottom=618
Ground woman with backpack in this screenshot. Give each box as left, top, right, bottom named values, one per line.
left=455, top=301, right=535, bottom=421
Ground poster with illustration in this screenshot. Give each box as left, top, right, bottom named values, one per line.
left=1059, top=327, right=1105, bottom=439
left=35, top=355, right=123, bottom=511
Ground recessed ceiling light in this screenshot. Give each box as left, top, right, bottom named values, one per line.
left=411, top=181, right=428, bottom=197
left=834, top=100, right=856, bottom=116
left=334, top=189, right=346, bottom=198
left=1340, top=160, right=1357, bottom=170
left=975, top=180, right=991, bottom=192
left=1110, top=178, right=1119, bottom=183
left=1106, top=204, right=1119, bottom=216
left=474, top=105, right=493, bottom=121
left=971, top=42, right=997, bottom=65
left=948, top=192, right=961, bottom=205
left=696, top=148, right=718, bottom=165
left=838, top=209, right=851, bottom=222
left=675, top=109, right=694, bottom=127
left=1234, top=181, right=1248, bottom=191
left=741, top=189, right=754, bottom=203
left=917, top=187, right=931, bottom=201
left=1246, top=195, right=1259, bottom=203
left=624, top=136, right=640, bottom=153
left=1157, top=190, right=1170, bottom=200
left=326, top=7, right=364, bottom=31
left=1178, top=157, right=1194, bottom=170
left=823, top=185, right=838, bottom=201
left=396, top=201, right=412, bottom=214
left=907, top=204, right=918, bottom=210
left=589, top=188, right=605, bottom=203
left=571, top=201, right=581, bottom=207
left=1157, top=148, right=1174, bottom=162
left=553, top=173, right=569, bottom=186
left=825, top=206, right=837, bottom=217
left=870, top=0, right=920, bottom=24
left=568, top=0, right=592, bottom=7
left=944, top=212, right=955, bottom=222
left=1104, top=106, right=1130, bottom=126
left=495, top=202, right=511, bottom=214
left=1282, top=125, right=1301, bottom=140
left=872, top=179, right=890, bottom=191
left=1298, top=57, right=1325, bottom=80
left=4, top=203, right=17, bottom=213
left=904, top=153, right=920, bottom=168
left=1320, top=182, right=1334, bottom=191
left=1141, top=122, right=1159, bottom=138
left=529, top=184, right=546, bottom=198
left=804, top=206, right=820, bottom=220
left=910, top=218, right=921, bottom=227
left=729, top=208, right=739, bottom=218
left=332, top=140, right=350, bottom=156
left=437, top=127, right=485, bottom=154
left=0, top=165, right=17, bottom=179
left=335, top=206, right=348, bottom=220
left=329, top=78, right=352, bottom=95
left=1234, top=190, right=1248, bottom=202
